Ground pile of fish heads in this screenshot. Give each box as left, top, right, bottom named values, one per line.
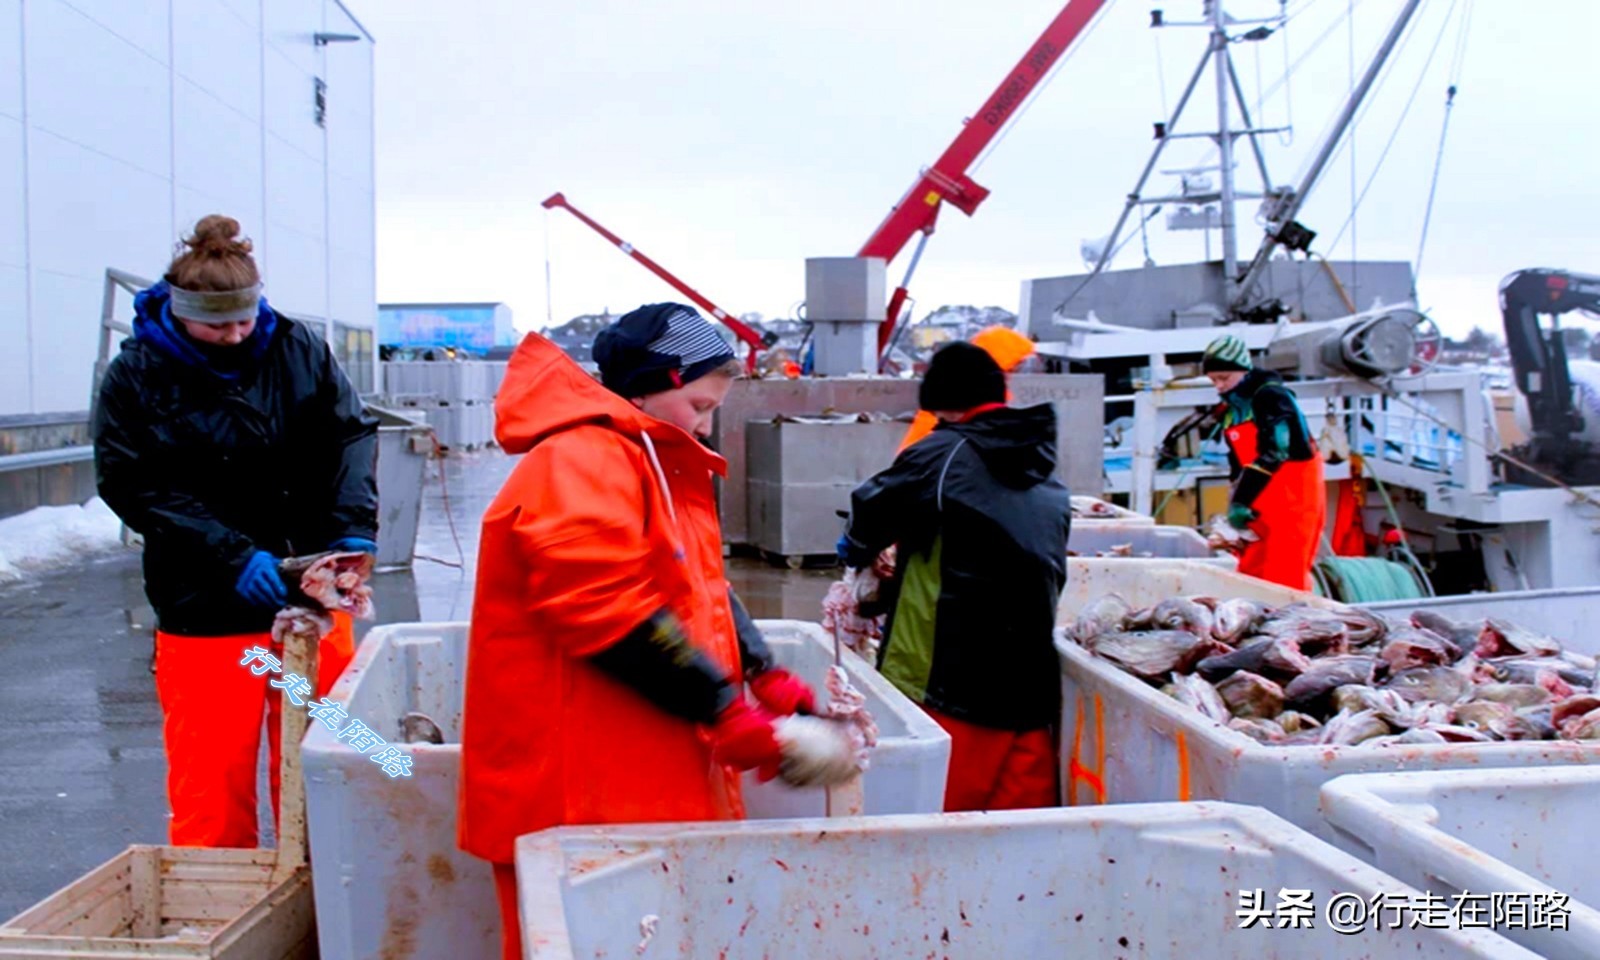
left=1071, top=594, right=1600, bottom=747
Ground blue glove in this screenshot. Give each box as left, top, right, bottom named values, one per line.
left=1226, top=502, right=1258, bottom=530
left=235, top=550, right=288, bottom=609
left=836, top=533, right=853, bottom=564
left=328, top=536, right=378, bottom=556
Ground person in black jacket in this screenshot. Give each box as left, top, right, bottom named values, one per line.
left=840, top=341, right=1072, bottom=812
left=93, top=215, right=378, bottom=848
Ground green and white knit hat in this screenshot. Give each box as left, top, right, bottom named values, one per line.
left=1202, top=334, right=1252, bottom=373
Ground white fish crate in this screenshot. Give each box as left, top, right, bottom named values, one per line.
left=1056, top=559, right=1600, bottom=851
left=1068, top=521, right=1222, bottom=560
left=302, top=619, right=949, bottom=960
left=513, top=802, right=1538, bottom=959
left=1070, top=495, right=1153, bottom=524
left=1322, top=767, right=1600, bottom=960
left=1362, top=587, right=1600, bottom=650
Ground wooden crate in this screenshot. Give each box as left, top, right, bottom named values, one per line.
left=0, top=615, right=321, bottom=959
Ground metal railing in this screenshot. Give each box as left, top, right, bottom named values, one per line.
left=1108, top=369, right=1493, bottom=515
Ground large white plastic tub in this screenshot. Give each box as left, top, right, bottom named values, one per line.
left=1322, top=768, right=1600, bottom=960
left=1056, top=559, right=1600, bottom=851
left=738, top=627, right=950, bottom=818
left=1071, top=495, right=1153, bottom=523
left=1069, top=521, right=1219, bottom=559
left=513, top=802, right=1537, bottom=959
left=303, top=619, right=949, bottom=960
left=1362, top=586, right=1600, bottom=648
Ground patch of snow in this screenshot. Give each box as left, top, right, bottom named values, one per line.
left=0, top=498, right=128, bottom=585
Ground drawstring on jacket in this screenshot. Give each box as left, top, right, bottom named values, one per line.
left=639, top=431, right=678, bottom=526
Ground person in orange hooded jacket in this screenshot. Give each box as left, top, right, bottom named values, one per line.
left=898, top=325, right=1037, bottom=452
left=457, top=303, right=817, bottom=960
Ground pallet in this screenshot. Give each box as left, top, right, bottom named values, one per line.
left=0, top=619, right=321, bottom=958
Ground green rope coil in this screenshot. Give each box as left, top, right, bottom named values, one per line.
left=1316, top=556, right=1428, bottom=604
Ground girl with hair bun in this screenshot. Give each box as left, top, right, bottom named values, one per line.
left=92, top=215, right=379, bottom=848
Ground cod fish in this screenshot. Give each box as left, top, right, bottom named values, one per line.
left=1195, top=638, right=1274, bottom=680
left=1378, top=629, right=1461, bottom=673
left=1476, top=619, right=1562, bottom=659
left=1332, top=606, right=1389, bottom=647
left=1386, top=665, right=1470, bottom=705
left=1515, top=705, right=1558, bottom=739
left=1411, top=611, right=1478, bottom=652
left=1276, top=710, right=1322, bottom=734
left=1552, top=694, right=1600, bottom=728
left=1169, top=673, right=1231, bottom=724
left=1468, top=683, right=1551, bottom=708
left=1092, top=630, right=1212, bottom=680
left=1228, top=717, right=1286, bottom=743
left=1329, top=684, right=1414, bottom=727
left=1560, top=708, right=1600, bottom=740
left=1490, top=658, right=1592, bottom=692
left=1212, top=598, right=1265, bottom=645
left=1152, top=596, right=1214, bottom=637
left=1072, top=594, right=1133, bottom=645
left=1320, top=708, right=1391, bottom=746
left=1283, top=656, right=1381, bottom=708
left=1216, top=671, right=1286, bottom=720
left=1453, top=700, right=1513, bottom=733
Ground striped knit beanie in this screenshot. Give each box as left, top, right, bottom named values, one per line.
left=1201, top=334, right=1252, bottom=373
left=593, top=302, right=737, bottom=398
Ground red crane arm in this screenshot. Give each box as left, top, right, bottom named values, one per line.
left=541, top=192, right=768, bottom=372
left=859, top=0, right=1107, bottom=356
left=859, top=0, right=1105, bottom=261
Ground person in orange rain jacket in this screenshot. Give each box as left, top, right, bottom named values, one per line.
left=1202, top=334, right=1327, bottom=591
left=457, top=302, right=817, bottom=960
left=899, top=325, right=1037, bottom=452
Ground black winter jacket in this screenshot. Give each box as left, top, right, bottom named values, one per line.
left=842, top=404, right=1073, bottom=731
left=92, top=291, right=378, bottom=636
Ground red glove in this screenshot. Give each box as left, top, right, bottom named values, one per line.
left=711, top=699, right=782, bottom=781
left=748, top=668, right=816, bottom=717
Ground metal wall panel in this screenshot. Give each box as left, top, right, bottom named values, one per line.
left=262, top=220, right=328, bottom=321
left=29, top=271, right=103, bottom=411
left=47, top=0, right=168, bottom=64
left=0, top=116, right=23, bottom=270
left=0, top=264, right=27, bottom=412
left=173, top=79, right=264, bottom=217
left=26, top=0, right=170, bottom=181
left=263, top=0, right=323, bottom=78
left=172, top=0, right=261, bottom=121
left=324, top=2, right=374, bottom=332
left=0, top=0, right=21, bottom=120
left=27, top=131, right=170, bottom=283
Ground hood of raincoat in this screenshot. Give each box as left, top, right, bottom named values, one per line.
left=131, top=281, right=278, bottom=378
left=952, top=403, right=1059, bottom=489
left=494, top=332, right=727, bottom=477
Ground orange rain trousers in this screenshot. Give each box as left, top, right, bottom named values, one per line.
left=925, top=706, right=1059, bottom=812
left=153, top=612, right=355, bottom=848
left=1224, top=420, right=1327, bottom=592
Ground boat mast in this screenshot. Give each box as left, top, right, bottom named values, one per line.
left=1229, top=0, right=1426, bottom=314
left=1210, top=0, right=1240, bottom=303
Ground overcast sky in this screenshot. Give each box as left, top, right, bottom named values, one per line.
left=354, top=0, right=1600, bottom=338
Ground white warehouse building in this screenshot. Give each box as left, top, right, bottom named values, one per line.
left=0, top=0, right=377, bottom=422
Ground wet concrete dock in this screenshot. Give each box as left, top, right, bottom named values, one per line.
left=0, top=448, right=836, bottom=916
